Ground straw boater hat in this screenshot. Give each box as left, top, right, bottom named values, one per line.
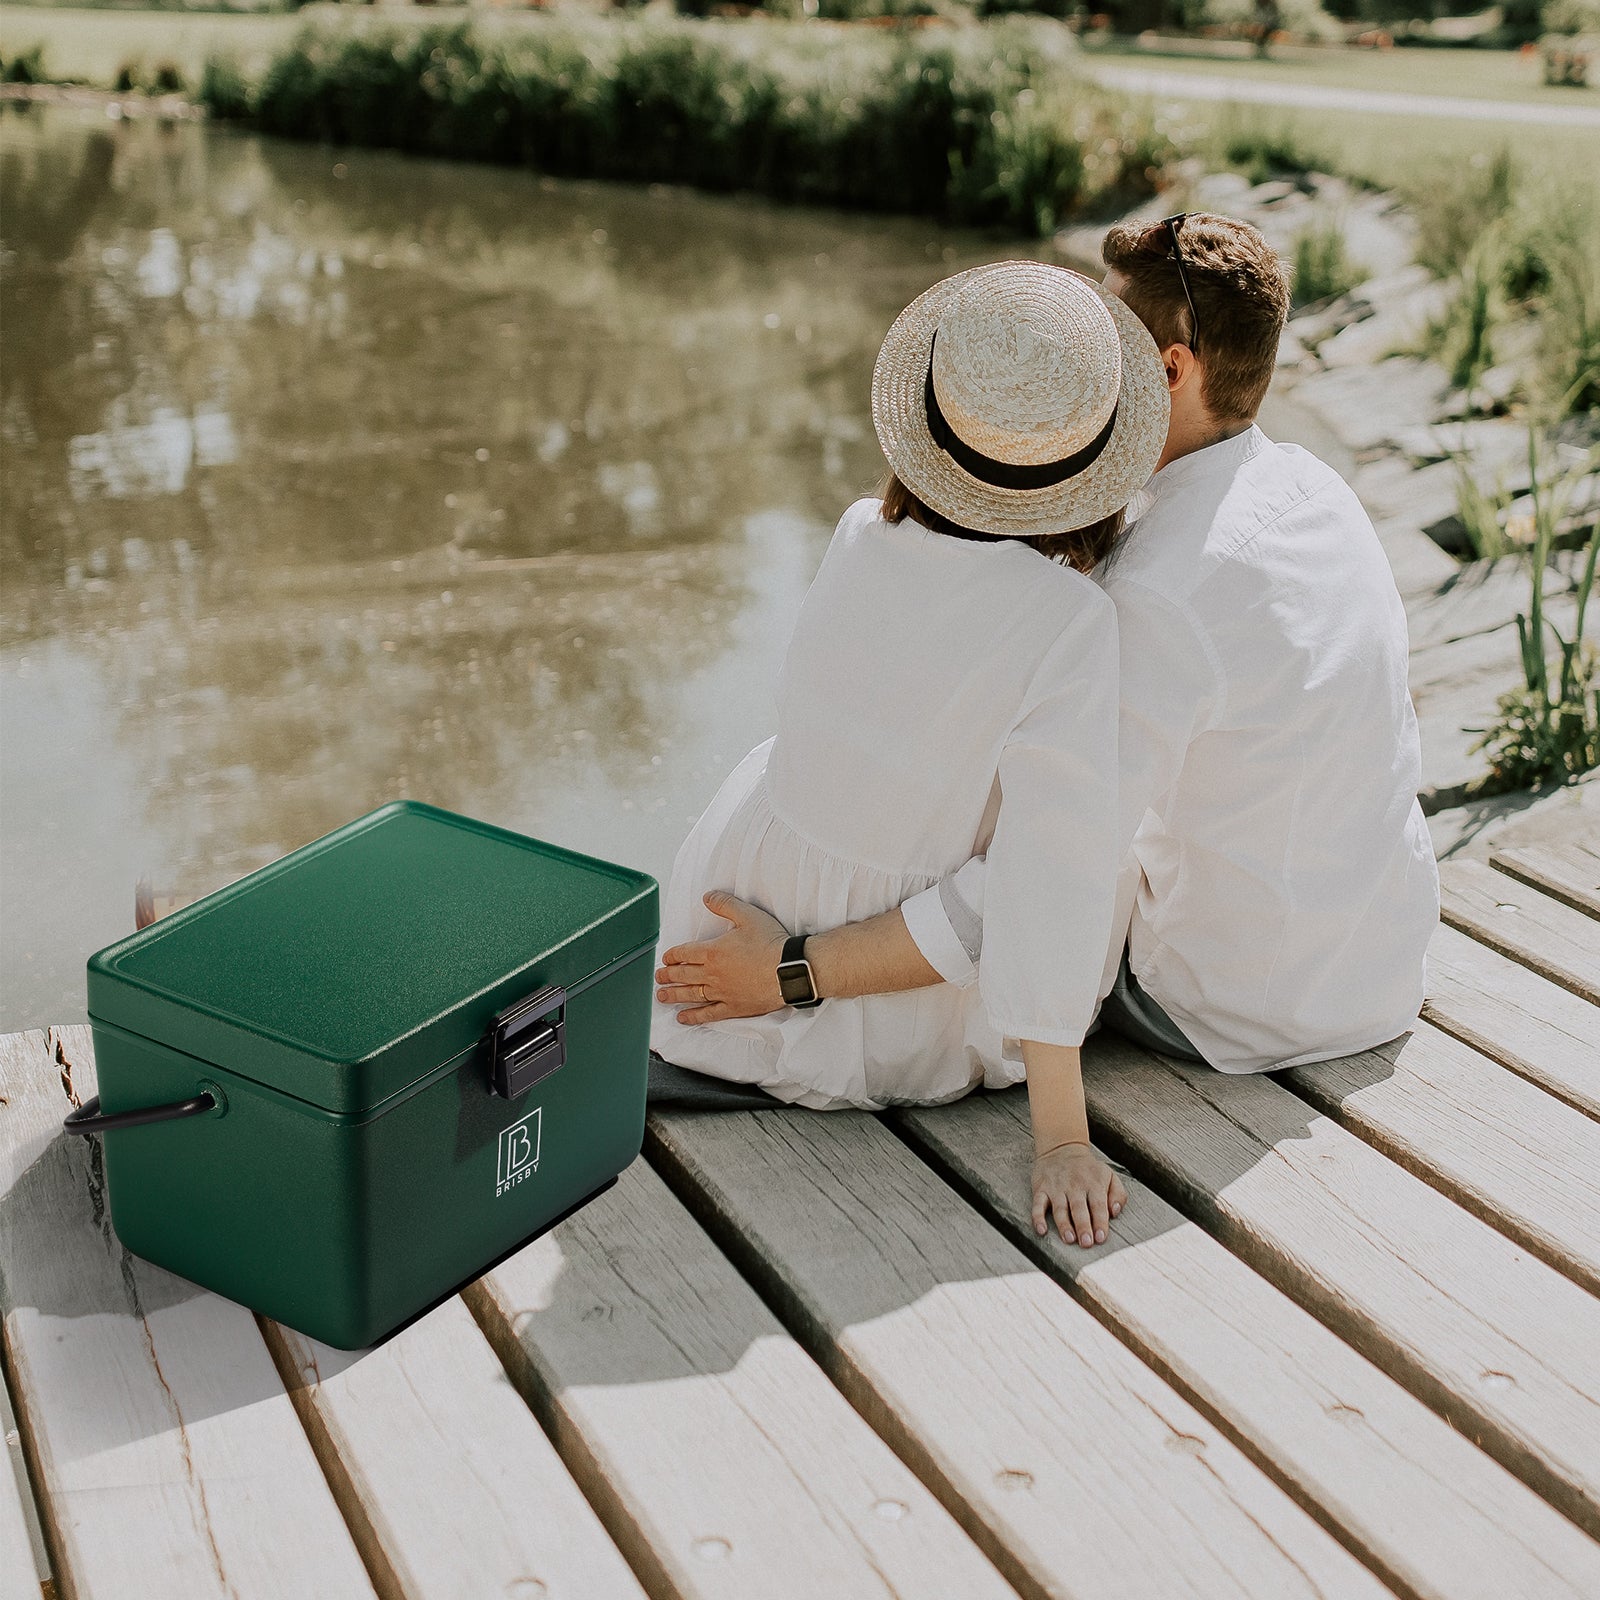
left=872, top=260, right=1169, bottom=538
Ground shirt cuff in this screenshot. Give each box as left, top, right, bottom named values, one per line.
left=901, top=882, right=978, bottom=986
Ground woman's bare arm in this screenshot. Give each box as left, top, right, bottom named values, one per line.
left=655, top=892, right=941, bottom=1024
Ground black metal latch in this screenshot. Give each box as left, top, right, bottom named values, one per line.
left=486, top=985, right=566, bottom=1100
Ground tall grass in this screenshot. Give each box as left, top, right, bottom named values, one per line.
left=1428, top=232, right=1506, bottom=401
left=1290, top=220, right=1359, bottom=309
left=1207, top=109, right=1327, bottom=187
left=1408, top=151, right=1599, bottom=420
left=202, top=18, right=1170, bottom=236
left=1471, top=432, right=1600, bottom=792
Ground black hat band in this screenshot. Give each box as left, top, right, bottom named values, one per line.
left=923, top=331, right=1119, bottom=492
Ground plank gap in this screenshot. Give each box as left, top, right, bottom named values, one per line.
left=0, top=1336, right=61, bottom=1600
left=878, top=1112, right=1428, bottom=1600
left=1074, top=1094, right=1599, bottom=1540
left=639, top=1121, right=1059, bottom=1600
left=1440, top=861, right=1600, bottom=1004
left=1273, top=1044, right=1600, bottom=1299
left=1490, top=846, right=1600, bottom=920
left=459, top=1283, right=683, bottom=1600
left=256, top=1317, right=407, bottom=1600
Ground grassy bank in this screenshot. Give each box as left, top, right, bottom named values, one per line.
left=182, top=14, right=1167, bottom=236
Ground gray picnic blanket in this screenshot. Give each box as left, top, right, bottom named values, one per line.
left=647, top=1051, right=789, bottom=1110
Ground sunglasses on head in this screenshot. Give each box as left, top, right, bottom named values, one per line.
left=1152, top=213, right=1201, bottom=356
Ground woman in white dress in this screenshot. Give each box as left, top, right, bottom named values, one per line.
left=652, top=261, right=1169, bottom=1247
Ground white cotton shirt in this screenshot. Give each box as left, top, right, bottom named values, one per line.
left=900, top=426, right=1440, bottom=1074
left=650, top=496, right=1121, bottom=1109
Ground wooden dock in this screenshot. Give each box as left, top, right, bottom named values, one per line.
left=3, top=825, right=1598, bottom=1600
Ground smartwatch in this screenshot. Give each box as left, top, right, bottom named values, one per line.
left=776, top=933, right=823, bottom=1010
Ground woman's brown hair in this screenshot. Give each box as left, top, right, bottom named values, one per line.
left=877, top=472, right=1125, bottom=576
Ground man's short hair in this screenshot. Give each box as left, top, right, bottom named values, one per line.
left=1102, top=213, right=1290, bottom=424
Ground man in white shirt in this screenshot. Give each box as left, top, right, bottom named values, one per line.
left=654, top=213, right=1440, bottom=1078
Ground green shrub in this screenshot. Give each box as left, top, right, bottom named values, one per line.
left=1291, top=221, right=1360, bottom=308
left=1545, top=0, right=1600, bottom=32
left=200, top=53, right=252, bottom=120
left=211, top=18, right=1170, bottom=236
left=1, top=44, right=46, bottom=85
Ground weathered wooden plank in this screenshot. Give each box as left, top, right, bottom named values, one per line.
left=1282, top=1021, right=1600, bottom=1294
left=0, top=1403, right=40, bottom=1600
left=1492, top=840, right=1600, bottom=919
left=1408, top=593, right=1582, bottom=694
left=1079, top=1038, right=1600, bottom=1538
left=261, top=1297, right=649, bottom=1600
left=647, top=1109, right=1394, bottom=1600
left=1440, top=859, right=1600, bottom=1002
left=893, top=1090, right=1600, bottom=1600
left=1423, top=921, right=1599, bottom=1118
left=467, top=1157, right=1016, bottom=1600
left=0, top=1028, right=378, bottom=1600
left=1412, top=679, right=1507, bottom=805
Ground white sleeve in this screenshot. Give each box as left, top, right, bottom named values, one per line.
left=978, top=595, right=1122, bottom=1047
left=901, top=862, right=985, bottom=985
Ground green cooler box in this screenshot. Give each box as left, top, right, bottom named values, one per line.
left=72, top=800, right=658, bottom=1349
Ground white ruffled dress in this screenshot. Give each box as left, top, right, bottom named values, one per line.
left=650, top=496, right=1121, bottom=1109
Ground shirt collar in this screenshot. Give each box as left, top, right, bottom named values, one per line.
left=1147, top=423, right=1269, bottom=501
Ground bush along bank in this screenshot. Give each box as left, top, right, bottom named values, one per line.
left=198, top=18, right=1170, bottom=236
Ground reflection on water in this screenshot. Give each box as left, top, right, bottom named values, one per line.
left=0, top=105, right=1339, bottom=1031
left=0, top=103, right=1043, bottom=1029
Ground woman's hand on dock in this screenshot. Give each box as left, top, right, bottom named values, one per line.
left=657, top=892, right=788, bottom=1023
left=1031, top=1143, right=1126, bottom=1249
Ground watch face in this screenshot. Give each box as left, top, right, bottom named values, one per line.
left=776, top=959, right=815, bottom=1006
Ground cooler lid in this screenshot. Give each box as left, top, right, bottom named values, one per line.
left=87, top=801, right=658, bottom=1114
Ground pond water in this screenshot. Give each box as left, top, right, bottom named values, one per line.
left=0, top=103, right=1342, bottom=1031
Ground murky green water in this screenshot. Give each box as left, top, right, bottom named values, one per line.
left=0, top=103, right=1338, bottom=1031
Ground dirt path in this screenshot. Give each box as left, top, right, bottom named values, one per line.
left=1085, top=64, right=1600, bottom=129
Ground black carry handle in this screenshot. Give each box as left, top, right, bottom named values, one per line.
left=63, top=1091, right=216, bottom=1137
left=486, top=984, right=567, bottom=1099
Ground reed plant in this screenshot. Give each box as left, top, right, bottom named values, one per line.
left=1450, top=456, right=1515, bottom=561
left=1470, top=430, right=1600, bottom=792
left=1427, top=231, right=1507, bottom=403
left=1290, top=220, right=1358, bottom=309
left=204, top=17, right=1168, bottom=236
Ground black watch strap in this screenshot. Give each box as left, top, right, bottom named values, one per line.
left=777, top=933, right=822, bottom=1009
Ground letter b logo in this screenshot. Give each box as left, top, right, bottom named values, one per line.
left=507, top=1125, right=533, bottom=1172
left=496, top=1108, right=542, bottom=1196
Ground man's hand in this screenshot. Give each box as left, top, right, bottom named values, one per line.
left=1031, top=1142, right=1126, bottom=1248
left=655, top=892, right=789, bottom=1025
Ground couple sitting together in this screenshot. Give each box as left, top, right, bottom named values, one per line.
left=648, top=213, right=1440, bottom=1251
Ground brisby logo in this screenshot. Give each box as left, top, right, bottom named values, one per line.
left=496, top=1108, right=541, bottom=1197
